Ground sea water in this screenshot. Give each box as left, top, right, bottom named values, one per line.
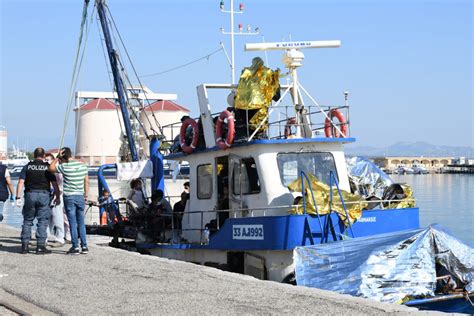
left=2, top=174, right=473, bottom=246
left=392, top=173, right=473, bottom=246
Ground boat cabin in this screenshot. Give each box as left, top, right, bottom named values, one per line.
left=167, top=138, right=353, bottom=243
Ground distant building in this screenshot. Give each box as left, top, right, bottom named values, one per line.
left=75, top=98, right=123, bottom=166
left=373, top=156, right=453, bottom=171
left=452, top=157, right=474, bottom=165
left=74, top=87, right=188, bottom=166
left=0, top=126, right=6, bottom=160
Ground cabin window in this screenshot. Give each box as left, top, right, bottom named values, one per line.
left=197, top=164, right=213, bottom=199
left=277, top=152, right=338, bottom=187
left=232, top=158, right=260, bottom=195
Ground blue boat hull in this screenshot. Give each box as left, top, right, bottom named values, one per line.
left=140, top=207, right=419, bottom=251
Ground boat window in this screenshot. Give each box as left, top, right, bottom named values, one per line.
left=277, top=152, right=338, bottom=188
left=232, top=158, right=260, bottom=195
left=197, top=164, right=213, bottom=199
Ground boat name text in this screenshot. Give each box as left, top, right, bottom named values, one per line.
left=232, top=225, right=264, bottom=240
left=358, top=217, right=377, bottom=223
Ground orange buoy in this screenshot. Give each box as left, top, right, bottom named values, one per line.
left=215, top=110, right=235, bottom=150
left=180, top=118, right=199, bottom=154
left=324, top=109, right=347, bottom=138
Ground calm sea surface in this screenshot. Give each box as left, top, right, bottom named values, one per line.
left=391, top=174, right=473, bottom=246
left=2, top=174, right=473, bottom=246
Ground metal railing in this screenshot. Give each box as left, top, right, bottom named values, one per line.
left=159, top=104, right=350, bottom=151
left=97, top=191, right=414, bottom=245
left=329, top=171, right=354, bottom=240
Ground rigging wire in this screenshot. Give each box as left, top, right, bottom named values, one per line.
left=105, top=5, right=164, bottom=138
left=95, top=13, right=126, bottom=139
left=74, top=8, right=97, bottom=148
left=104, top=8, right=154, bottom=160
left=140, top=47, right=224, bottom=78
left=59, top=0, right=91, bottom=149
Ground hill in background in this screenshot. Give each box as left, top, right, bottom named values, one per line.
left=345, top=141, right=474, bottom=158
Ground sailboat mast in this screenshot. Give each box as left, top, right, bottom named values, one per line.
left=96, top=0, right=139, bottom=161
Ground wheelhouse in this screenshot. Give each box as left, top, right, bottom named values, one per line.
left=166, top=137, right=354, bottom=244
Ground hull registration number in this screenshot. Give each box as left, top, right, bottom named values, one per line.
left=232, top=225, right=264, bottom=240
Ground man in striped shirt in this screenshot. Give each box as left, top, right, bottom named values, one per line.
left=49, top=147, right=89, bottom=255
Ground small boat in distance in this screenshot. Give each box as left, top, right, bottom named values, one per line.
left=412, top=163, right=429, bottom=174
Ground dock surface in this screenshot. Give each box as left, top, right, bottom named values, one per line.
left=0, top=224, right=437, bottom=315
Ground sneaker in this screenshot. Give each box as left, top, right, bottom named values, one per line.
left=36, top=245, right=52, bottom=255
left=67, top=247, right=80, bottom=255
left=81, top=246, right=89, bottom=254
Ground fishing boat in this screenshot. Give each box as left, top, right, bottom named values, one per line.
left=83, top=0, right=420, bottom=284
left=59, top=2, right=473, bottom=313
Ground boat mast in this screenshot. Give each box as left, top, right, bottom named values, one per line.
left=220, top=1, right=259, bottom=84
left=96, top=0, right=139, bottom=161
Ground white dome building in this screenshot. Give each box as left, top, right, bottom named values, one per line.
left=75, top=98, right=123, bottom=165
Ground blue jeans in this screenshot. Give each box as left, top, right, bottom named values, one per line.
left=21, top=191, right=51, bottom=245
left=64, top=195, right=87, bottom=249
left=0, top=200, right=4, bottom=222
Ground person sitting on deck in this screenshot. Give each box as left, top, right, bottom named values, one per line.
left=93, top=190, right=123, bottom=246
left=127, top=178, right=147, bottom=209
left=127, top=191, right=164, bottom=242
left=154, top=190, right=172, bottom=227
left=172, top=192, right=189, bottom=230
left=217, top=185, right=229, bottom=228
left=96, top=190, right=122, bottom=226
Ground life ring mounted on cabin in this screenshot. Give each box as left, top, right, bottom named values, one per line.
left=284, top=117, right=297, bottom=138
left=180, top=118, right=200, bottom=154
left=215, top=110, right=235, bottom=150
left=324, top=109, right=347, bottom=138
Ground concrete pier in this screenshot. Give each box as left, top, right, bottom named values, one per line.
left=0, top=224, right=437, bottom=315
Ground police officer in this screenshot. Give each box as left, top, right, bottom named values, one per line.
left=16, top=147, right=59, bottom=254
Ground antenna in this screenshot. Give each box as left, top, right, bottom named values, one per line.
left=244, top=39, right=343, bottom=139
left=220, top=0, right=260, bottom=84
left=245, top=40, right=341, bottom=51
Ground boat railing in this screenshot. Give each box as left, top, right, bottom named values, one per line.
left=159, top=104, right=350, bottom=152
left=266, top=104, right=350, bottom=140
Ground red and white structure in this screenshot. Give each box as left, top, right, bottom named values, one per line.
left=75, top=86, right=188, bottom=165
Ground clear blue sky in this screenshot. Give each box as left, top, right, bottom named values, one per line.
left=0, top=0, right=472, bottom=151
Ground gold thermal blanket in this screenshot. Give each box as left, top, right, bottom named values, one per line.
left=234, top=57, right=280, bottom=131
left=288, top=173, right=366, bottom=225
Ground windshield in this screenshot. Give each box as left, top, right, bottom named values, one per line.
left=277, top=152, right=338, bottom=188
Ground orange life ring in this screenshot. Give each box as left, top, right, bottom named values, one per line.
left=180, top=118, right=199, bottom=154
left=324, top=109, right=347, bottom=138
left=284, top=117, right=297, bottom=138
left=215, top=110, right=235, bottom=150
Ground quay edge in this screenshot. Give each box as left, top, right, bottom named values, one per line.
left=0, top=224, right=437, bottom=315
